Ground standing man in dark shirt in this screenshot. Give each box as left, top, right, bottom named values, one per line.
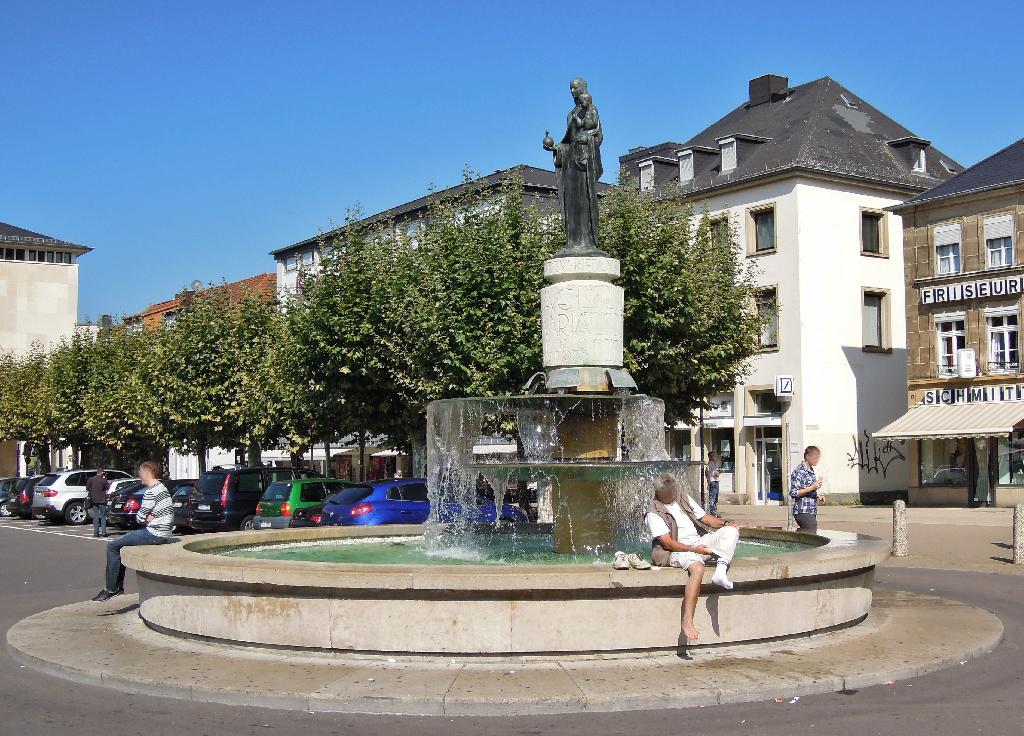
left=85, top=469, right=109, bottom=538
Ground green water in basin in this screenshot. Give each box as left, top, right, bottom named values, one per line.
left=220, top=534, right=813, bottom=566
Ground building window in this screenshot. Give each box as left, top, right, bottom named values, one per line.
left=984, top=213, right=1015, bottom=268
left=997, top=432, right=1024, bottom=486
left=720, top=139, right=737, bottom=172
left=666, top=429, right=692, bottom=461
left=677, top=151, right=694, bottom=183
left=919, top=438, right=968, bottom=486
left=933, top=223, right=961, bottom=275
left=936, top=316, right=966, bottom=376
left=751, top=390, right=782, bottom=415
left=639, top=161, right=654, bottom=192
left=987, top=311, right=1019, bottom=373
left=749, top=206, right=776, bottom=254
left=911, top=146, right=927, bottom=173
left=710, top=217, right=730, bottom=246
left=756, top=288, right=779, bottom=349
left=301, top=251, right=314, bottom=266
left=861, top=211, right=883, bottom=254
left=862, top=291, right=887, bottom=349
left=285, top=256, right=298, bottom=271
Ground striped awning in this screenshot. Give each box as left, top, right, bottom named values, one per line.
left=874, top=402, right=1024, bottom=440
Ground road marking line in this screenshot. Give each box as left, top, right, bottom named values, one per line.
left=0, top=523, right=108, bottom=541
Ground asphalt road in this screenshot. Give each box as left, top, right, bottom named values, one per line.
left=2, top=516, right=1022, bottom=736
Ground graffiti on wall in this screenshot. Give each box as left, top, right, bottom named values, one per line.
left=846, top=430, right=906, bottom=478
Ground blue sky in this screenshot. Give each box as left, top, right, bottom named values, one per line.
left=2, top=0, right=1019, bottom=320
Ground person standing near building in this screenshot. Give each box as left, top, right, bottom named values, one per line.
left=789, top=446, right=824, bottom=533
left=85, top=469, right=109, bottom=537
left=92, top=461, right=173, bottom=602
left=706, top=451, right=722, bottom=515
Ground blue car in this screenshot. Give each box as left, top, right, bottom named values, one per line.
left=320, top=478, right=528, bottom=526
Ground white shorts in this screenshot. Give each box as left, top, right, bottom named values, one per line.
left=667, top=526, right=740, bottom=570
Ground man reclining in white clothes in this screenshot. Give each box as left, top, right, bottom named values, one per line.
left=645, top=471, right=741, bottom=642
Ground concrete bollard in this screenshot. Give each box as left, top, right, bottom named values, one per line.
left=1014, top=505, right=1024, bottom=565
left=892, top=500, right=909, bottom=557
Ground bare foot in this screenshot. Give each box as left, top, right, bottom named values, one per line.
left=682, top=620, right=700, bottom=641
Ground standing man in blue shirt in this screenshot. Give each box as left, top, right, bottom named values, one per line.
left=789, top=446, right=824, bottom=533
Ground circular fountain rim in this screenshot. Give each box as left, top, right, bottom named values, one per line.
left=125, top=525, right=888, bottom=592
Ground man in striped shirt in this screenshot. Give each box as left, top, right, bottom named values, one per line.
left=93, top=461, right=173, bottom=602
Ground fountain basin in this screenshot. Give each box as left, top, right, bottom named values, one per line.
left=123, top=525, right=888, bottom=655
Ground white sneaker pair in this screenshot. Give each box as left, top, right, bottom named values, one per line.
left=613, top=551, right=651, bottom=570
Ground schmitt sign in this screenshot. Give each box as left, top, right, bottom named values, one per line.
left=921, top=384, right=1024, bottom=405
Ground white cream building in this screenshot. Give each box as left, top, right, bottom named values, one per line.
left=621, top=75, right=959, bottom=504
left=0, top=221, right=91, bottom=475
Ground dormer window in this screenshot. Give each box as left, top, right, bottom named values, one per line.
left=720, top=138, right=737, bottom=172
left=912, top=146, right=927, bottom=173
left=677, top=150, right=694, bottom=183
left=639, top=160, right=654, bottom=192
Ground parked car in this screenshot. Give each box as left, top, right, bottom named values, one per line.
left=32, top=469, right=133, bottom=524
left=168, top=479, right=197, bottom=531
left=321, top=479, right=429, bottom=527
left=0, top=477, right=18, bottom=517
left=10, top=476, right=42, bottom=519
left=254, top=478, right=354, bottom=529
left=109, top=478, right=197, bottom=530
left=105, top=477, right=141, bottom=497
left=289, top=503, right=324, bottom=528
left=437, top=493, right=531, bottom=525
left=189, top=466, right=320, bottom=532
left=107, top=481, right=147, bottom=529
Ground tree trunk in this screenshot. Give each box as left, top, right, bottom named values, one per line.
left=410, top=431, right=427, bottom=478
left=290, top=450, right=303, bottom=470
left=197, top=441, right=208, bottom=475
left=324, top=438, right=332, bottom=477
left=38, top=441, right=52, bottom=474
left=358, top=431, right=366, bottom=482
left=247, top=439, right=262, bottom=468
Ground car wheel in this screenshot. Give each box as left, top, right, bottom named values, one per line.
left=0, top=502, right=11, bottom=517
left=64, top=501, right=88, bottom=525
left=239, top=515, right=255, bottom=531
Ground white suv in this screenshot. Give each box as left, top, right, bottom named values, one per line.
left=32, top=469, right=132, bottom=524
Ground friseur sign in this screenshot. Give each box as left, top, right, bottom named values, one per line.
left=921, top=384, right=1024, bottom=405
left=920, top=274, right=1024, bottom=306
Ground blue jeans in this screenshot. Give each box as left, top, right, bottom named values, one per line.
left=105, top=528, right=168, bottom=592
left=91, top=504, right=107, bottom=536
left=707, top=481, right=720, bottom=515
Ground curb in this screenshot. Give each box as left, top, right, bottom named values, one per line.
left=6, top=590, right=1004, bottom=716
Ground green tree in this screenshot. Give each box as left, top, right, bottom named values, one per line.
left=0, top=346, right=57, bottom=473
left=46, top=333, right=95, bottom=464
left=601, top=181, right=764, bottom=422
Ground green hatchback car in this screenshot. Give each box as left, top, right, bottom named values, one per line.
left=254, top=477, right=353, bottom=529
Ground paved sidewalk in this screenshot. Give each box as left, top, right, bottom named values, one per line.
left=727, top=505, right=1022, bottom=575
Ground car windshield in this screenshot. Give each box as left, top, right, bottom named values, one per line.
left=196, top=473, right=227, bottom=496
left=261, top=482, right=291, bottom=502
left=37, top=474, right=60, bottom=487
left=17, top=477, right=38, bottom=491
left=328, top=485, right=373, bottom=505
left=119, top=482, right=145, bottom=495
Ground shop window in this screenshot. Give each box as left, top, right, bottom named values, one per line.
left=987, top=311, right=1019, bottom=373
left=919, top=438, right=969, bottom=486
left=935, top=316, right=966, bottom=376
left=997, top=432, right=1024, bottom=486
left=666, top=429, right=692, bottom=461
left=708, top=428, right=734, bottom=472
left=756, top=288, right=779, bottom=349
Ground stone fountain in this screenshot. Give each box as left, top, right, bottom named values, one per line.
left=111, top=79, right=887, bottom=657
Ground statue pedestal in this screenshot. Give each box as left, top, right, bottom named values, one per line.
left=540, top=256, right=634, bottom=393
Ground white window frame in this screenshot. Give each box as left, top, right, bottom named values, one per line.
left=985, top=213, right=1015, bottom=269
left=720, top=138, right=737, bottom=172
left=986, top=307, right=1019, bottom=373
left=933, top=223, right=962, bottom=275
left=677, top=150, right=694, bottom=182
left=935, top=313, right=966, bottom=376
left=912, top=146, right=927, bottom=173
left=638, top=160, right=654, bottom=192
left=284, top=256, right=298, bottom=272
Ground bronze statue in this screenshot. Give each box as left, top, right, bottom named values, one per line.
left=543, top=78, right=608, bottom=258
